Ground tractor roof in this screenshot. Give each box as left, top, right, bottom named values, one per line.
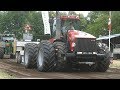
left=60, top=15, right=80, bottom=21
left=0, top=34, right=15, bottom=37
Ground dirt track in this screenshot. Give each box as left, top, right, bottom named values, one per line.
left=0, top=57, right=120, bottom=79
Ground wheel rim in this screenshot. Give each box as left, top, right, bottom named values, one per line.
left=38, top=49, right=44, bottom=68
left=24, top=51, right=29, bottom=65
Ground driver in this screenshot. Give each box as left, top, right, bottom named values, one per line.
left=61, top=22, right=75, bottom=37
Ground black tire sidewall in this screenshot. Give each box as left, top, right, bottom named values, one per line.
left=37, top=40, right=56, bottom=72
left=96, top=43, right=111, bottom=72
left=37, top=43, right=44, bottom=71
left=24, top=43, right=38, bottom=68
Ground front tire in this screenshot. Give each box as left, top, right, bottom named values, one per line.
left=96, top=43, right=111, bottom=72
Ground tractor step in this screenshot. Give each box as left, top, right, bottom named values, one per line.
left=78, top=62, right=95, bottom=65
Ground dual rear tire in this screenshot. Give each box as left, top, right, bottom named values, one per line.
left=24, top=41, right=56, bottom=72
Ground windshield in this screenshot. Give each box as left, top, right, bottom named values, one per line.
left=2, top=37, right=14, bottom=41
left=51, top=17, right=80, bottom=37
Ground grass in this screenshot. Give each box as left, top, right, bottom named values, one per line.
left=0, top=69, right=15, bottom=79
left=110, top=59, right=120, bottom=69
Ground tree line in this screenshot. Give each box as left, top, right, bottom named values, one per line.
left=0, top=11, right=119, bottom=40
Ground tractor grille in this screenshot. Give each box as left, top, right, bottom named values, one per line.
left=75, top=38, right=96, bottom=52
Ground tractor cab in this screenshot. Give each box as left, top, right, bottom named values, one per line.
left=51, top=15, right=80, bottom=39
left=0, top=31, right=16, bottom=58
left=1, top=34, right=15, bottom=42
left=60, top=15, right=80, bottom=36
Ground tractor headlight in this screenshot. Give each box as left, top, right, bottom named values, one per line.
left=71, top=42, right=76, bottom=47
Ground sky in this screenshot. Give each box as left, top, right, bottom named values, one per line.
left=75, top=11, right=90, bottom=17
left=60, top=11, right=90, bottom=17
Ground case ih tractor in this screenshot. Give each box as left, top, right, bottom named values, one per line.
left=24, top=11, right=112, bottom=72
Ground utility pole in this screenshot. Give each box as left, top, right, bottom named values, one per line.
left=55, top=11, right=61, bottom=39
left=108, top=11, right=111, bottom=51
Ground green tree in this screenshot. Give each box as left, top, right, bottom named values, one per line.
left=0, top=11, right=30, bottom=40
left=27, top=11, right=44, bottom=40
left=85, top=11, right=109, bottom=37
left=111, top=11, right=120, bottom=34
left=0, top=11, right=44, bottom=40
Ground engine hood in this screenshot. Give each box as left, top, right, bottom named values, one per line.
left=68, top=30, right=96, bottom=39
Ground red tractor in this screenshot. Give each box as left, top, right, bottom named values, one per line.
left=24, top=11, right=112, bottom=72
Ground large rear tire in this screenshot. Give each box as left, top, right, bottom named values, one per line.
left=0, top=47, right=4, bottom=59
left=37, top=40, right=56, bottom=72
left=96, top=43, right=111, bottom=72
left=24, top=43, right=38, bottom=68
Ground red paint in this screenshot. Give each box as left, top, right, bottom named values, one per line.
left=60, top=15, right=80, bottom=21
left=49, top=38, right=55, bottom=43
left=67, top=30, right=79, bottom=52
left=48, top=30, right=78, bottom=52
